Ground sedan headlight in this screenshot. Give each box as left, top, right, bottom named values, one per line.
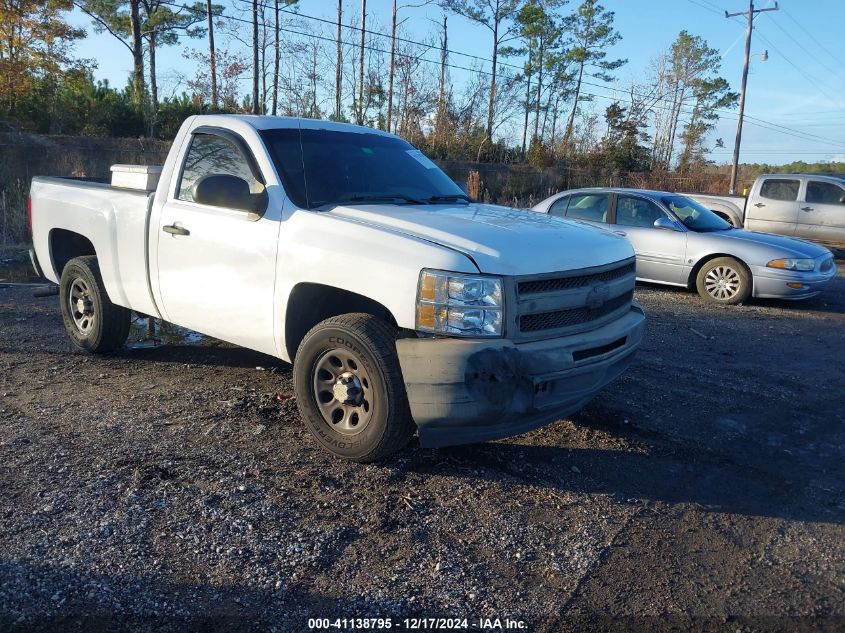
left=416, top=269, right=503, bottom=337
left=767, top=258, right=815, bottom=272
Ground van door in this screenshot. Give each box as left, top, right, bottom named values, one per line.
left=746, top=178, right=801, bottom=235
left=155, top=129, right=281, bottom=356
left=797, top=179, right=845, bottom=248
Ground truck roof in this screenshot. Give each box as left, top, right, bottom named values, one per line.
left=187, top=114, right=397, bottom=138
left=758, top=173, right=845, bottom=182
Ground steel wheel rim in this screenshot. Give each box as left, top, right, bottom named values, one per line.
left=68, top=277, right=95, bottom=334
left=704, top=265, right=741, bottom=300
left=312, top=347, right=374, bottom=436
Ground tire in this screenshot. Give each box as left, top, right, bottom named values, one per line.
left=293, top=313, right=414, bottom=462
left=59, top=256, right=131, bottom=353
left=695, top=257, right=752, bottom=305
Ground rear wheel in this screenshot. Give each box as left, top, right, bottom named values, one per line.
left=695, top=257, right=751, bottom=305
left=60, top=256, right=131, bottom=353
left=293, top=313, right=414, bottom=462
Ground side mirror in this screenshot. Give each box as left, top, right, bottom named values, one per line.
left=193, top=174, right=266, bottom=215
left=839, top=194, right=845, bottom=205
left=653, top=217, right=680, bottom=231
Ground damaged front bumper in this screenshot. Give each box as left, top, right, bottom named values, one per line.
left=396, top=302, right=646, bottom=448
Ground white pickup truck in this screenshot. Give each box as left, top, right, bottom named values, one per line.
left=687, top=173, right=845, bottom=250
left=29, top=115, right=645, bottom=461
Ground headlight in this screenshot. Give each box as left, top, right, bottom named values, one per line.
left=416, top=269, right=503, bottom=337
left=767, top=258, right=815, bottom=272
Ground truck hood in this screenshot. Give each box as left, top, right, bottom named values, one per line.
left=710, top=228, right=830, bottom=259
left=328, top=203, right=633, bottom=275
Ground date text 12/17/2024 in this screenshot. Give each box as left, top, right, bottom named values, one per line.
left=307, top=617, right=528, bottom=630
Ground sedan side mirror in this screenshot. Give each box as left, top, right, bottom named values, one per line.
left=839, top=194, right=845, bottom=205
left=653, top=217, right=681, bottom=231
left=193, top=174, right=267, bottom=215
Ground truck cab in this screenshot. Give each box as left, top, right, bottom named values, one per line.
left=29, top=115, right=646, bottom=461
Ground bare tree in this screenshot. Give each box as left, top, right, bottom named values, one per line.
left=441, top=0, right=523, bottom=140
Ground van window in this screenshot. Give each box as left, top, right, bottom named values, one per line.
left=564, top=193, right=609, bottom=223
left=806, top=181, right=845, bottom=205
left=759, top=179, right=799, bottom=202
left=178, top=133, right=262, bottom=202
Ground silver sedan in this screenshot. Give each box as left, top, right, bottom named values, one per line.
left=533, top=188, right=837, bottom=304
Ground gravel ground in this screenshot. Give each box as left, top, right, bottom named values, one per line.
left=0, top=254, right=843, bottom=632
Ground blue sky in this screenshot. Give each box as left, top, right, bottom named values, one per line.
left=67, top=0, right=845, bottom=165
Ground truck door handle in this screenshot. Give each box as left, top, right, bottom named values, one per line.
left=801, top=206, right=813, bottom=212
left=753, top=202, right=766, bottom=208
left=613, top=230, right=627, bottom=236
left=162, top=224, right=190, bottom=236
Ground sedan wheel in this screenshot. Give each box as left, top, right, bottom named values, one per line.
left=695, top=257, right=752, bottom=305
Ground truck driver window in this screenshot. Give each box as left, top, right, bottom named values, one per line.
left=759, top=179, right=799, bottom=202
left=178, top=134, right=261, bottom=203
left=806, top=181, right=845, bottom=205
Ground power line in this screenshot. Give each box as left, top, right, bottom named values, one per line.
left=781, top=7, right=844, bottom=74
left=758, top=11, right=845, bottom=85
left=752, top=25, right=840, bottom=104
left=156, top=0, right=845, bottom=151
left=228, top=0, right=533, bottom=75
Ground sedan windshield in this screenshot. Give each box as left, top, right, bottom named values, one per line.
left=661, top=195, right=732, bottom=232
left=260, top=127, right=466, bottom=209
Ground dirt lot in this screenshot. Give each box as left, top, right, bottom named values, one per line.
left=1, top=252, right=844, bottom=632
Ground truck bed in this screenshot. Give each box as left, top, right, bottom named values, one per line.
left=30, top=176, right=159, bottom=317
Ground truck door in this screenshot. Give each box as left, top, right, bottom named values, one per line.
left=155, top=129, right=281, bottom=356
left=797, top=179, right=845, bottom=248
left=746, top=178, right=801, bottom=235
left=612, top=194, right=688, bottom=284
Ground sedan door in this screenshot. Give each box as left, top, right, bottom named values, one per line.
left=746, top=178, right=801, bottom=235
left=155, top=130, right=281, bottom=356
left=613, top=194, right=688, bottom=284
left=796, top=179, right=845, bottom=248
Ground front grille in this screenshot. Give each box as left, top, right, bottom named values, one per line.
left=820, top=257, right=834, bottom=273
left=519, top=291, right=633, bottom=333
left=518, top=262, right=635, bottom=296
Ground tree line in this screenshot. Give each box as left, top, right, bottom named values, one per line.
left=0, top=0, right=739, bottom=172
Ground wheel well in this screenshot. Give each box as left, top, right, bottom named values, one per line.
left=711, top=210, right=732, bottom=225
left=49, top=229, right=96, bottom=278
left=284, top=283, right=397, bottom=361
left=687, top=253, right=752, bottom=289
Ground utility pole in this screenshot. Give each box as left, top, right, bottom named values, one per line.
left=335, top=0, right=342, bottom=120
left=206, top=0, right=218, bottom=110
left=252, top=0, right=259, bottom=114
left=726, top=1, right=778, bottom=194
left=357, top=0, right=366, bottom=125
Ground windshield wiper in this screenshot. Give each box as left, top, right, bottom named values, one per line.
left=340, top=194, right=425, bottom=205
left=423, top=194, right=474, bottom=204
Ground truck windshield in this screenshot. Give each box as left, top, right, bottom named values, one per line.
left=260, top=128, right=466, bottom=209
left=661, top=195, right=732, bottom=232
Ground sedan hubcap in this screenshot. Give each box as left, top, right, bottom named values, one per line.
left=704, top=266, right=741, bottom=300
left=68, top=278, right=96, bottom=333
left=313, top=348, right=373, bottom=435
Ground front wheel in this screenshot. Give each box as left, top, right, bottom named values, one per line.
left=292, top=313, right=415, bottom=462
left=695, top=257, right=752, bottom=305
left=59, top=256, right=131, bottom=353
